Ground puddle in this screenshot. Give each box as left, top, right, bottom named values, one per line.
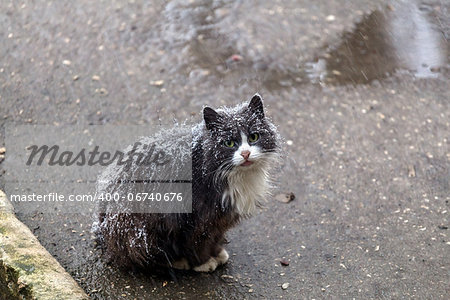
left=167, top=1, right=447, bottom=89
left=308, top=3, right=448, bottom=85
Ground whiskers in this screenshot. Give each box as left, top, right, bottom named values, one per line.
left=211, top=159, right=234, bottom=188
left=231, top=150, right=281, bottom=170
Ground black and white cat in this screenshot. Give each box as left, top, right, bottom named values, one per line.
left=95, top=94, right=281, bottom=272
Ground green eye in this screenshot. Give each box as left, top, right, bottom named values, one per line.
left=224, top=140, right=235, bottom=147
left=249, top=133, right=259, bottom=143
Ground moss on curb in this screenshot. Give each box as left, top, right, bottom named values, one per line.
left=0, top=259, right=34, bottom=300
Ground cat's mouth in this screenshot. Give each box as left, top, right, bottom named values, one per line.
left=240, top=160, right=254, bottom=167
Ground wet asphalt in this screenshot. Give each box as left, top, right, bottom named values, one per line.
left=0, top=0, right=449, bottom=299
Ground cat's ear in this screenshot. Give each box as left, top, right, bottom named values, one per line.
left=203, top=107, right=221, bottom=130
left=248, top=93, right=264, bottom=118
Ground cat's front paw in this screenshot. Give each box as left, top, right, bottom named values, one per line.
left=172, top=258, right=190, bottom=270
left=193, top=257, right=219, bottom=272
left=215, top=248, right=229, bottom=265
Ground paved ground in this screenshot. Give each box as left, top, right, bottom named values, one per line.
left=0, top=0, right=449, bottom=299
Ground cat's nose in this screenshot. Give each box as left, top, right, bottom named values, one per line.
left=240, top=150, right=250, bottom=160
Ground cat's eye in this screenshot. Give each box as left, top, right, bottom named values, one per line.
left=249, top=133, right=259, bottom=143
left=224, top=140, right=235, bottom=148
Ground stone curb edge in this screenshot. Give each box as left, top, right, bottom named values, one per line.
left=0, top=190, right=89, bottom=300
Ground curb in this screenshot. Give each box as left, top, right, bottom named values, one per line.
left=0, top=190, right=89, bottom=300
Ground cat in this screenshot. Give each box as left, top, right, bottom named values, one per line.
left=94, top=93, right=281, bottom=273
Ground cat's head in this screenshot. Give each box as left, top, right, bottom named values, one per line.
left=202, top=94, right=280, bottom=173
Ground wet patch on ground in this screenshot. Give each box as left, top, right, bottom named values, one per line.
left=155, top=0, right=310, bottom=90
left=160, top=0, right=448, bottom=89
left=308, top=3, right=449, bottom=85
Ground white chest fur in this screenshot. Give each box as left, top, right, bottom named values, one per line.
left=223, top=163, right=270, bottom=216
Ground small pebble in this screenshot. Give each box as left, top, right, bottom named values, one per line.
left=62, top=60, right=71, bottom=66
left=275, top=192, right=295, bottom=203
left=286, top=140, right=293, bottom=146
left=332, top=70, right=341, bottom=76
left=230, top=54, right=243, bottom=62
left=408, top=165, right=416, bottom=177
left=280, top=258, right=290, bottom=266
left=326, top=15, right=336, bottom=21
left=95, top=88, right=108, bottom=95
left=0, top=147, right=5, bottom=154
left=281, top=282, right=289, bottom=290
left=92, top=75, right=100, bottom=81
left=150, top=80, right=164, bottom=86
